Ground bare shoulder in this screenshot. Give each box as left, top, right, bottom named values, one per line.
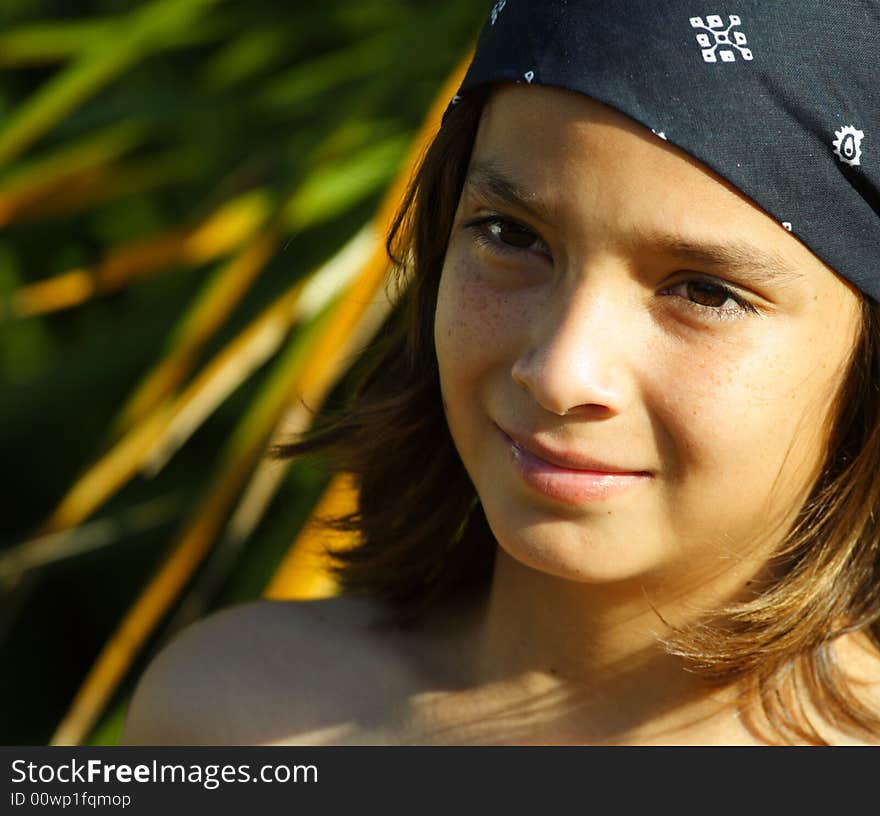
left=121, top=595, right=418, bottom=746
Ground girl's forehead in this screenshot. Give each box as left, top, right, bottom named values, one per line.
left=478, top=85, right=745, bottom=200
left=470, top=86, right=805, bottom=256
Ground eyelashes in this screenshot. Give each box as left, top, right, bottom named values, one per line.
left=462, top=214, right=760, bottom=321
left=660, top=279, right=760, bottom=320
left=465, top=214, right=551, bottom=259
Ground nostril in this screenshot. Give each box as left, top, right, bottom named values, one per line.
left=511, top=353, right=627, bottom=419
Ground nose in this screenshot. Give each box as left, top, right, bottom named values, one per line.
left=511, top=277, right=635, bottom=417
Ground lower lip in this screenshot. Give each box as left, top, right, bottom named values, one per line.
left=500, top=429, right=651, bottom=505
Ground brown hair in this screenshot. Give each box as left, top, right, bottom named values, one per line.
left=275, top=86, right=880, bottom=744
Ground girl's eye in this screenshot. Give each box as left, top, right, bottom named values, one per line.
left=464, top=215, right=550, bottom=257
left=660, top=278, right=760, bottom=321
left=463, top=215, right=758, bottom=322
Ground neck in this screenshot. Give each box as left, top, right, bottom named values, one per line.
left=455, top=547, right=764, bottom=743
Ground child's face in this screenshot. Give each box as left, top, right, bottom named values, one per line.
left=434, top=84, right=862, bottom=591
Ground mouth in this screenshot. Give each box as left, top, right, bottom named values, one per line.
left=496, top=424, right=652, bottom=505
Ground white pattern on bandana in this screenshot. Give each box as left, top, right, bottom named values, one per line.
left=833, top=125, right=865, bottom=167
left=690, top=14, right=753, bottom=63
left=490, top=0, right=507, bottom=26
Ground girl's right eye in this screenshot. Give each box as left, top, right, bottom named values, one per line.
left=464, top=215, right=551, bottom=258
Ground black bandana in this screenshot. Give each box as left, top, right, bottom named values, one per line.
left=445, top=1, right=880, bottom=301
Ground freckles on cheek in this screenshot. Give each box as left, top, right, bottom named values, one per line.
left=437, top=258, right=518, bottom=363
left=657, top=339, right=766, bottom=463
left=680, top=339, right=821, bottom=475
left=673, top=329, right=778, bottom=407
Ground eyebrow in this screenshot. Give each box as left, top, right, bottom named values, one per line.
left=462, top=160, right=806, bottom=289
left=639, top=235, right=805, bottom=289
left=464, top=159, right=559, bottom=223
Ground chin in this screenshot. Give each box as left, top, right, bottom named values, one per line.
left=482, top=502, right=669, bottom=586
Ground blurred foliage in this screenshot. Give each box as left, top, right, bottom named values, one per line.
left=0, top=0, right=485, bottom=744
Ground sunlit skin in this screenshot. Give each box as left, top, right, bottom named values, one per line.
left=430, top=84, right=863, bottom=740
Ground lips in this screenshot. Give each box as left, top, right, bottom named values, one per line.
left=495, top=423, right=652, bottom=505
left=497, top=424, right=650, bottom=474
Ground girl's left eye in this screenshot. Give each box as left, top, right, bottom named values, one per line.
left=464, top=215, right=550, bottom=257
left=659, top=278, right=760, bottom=321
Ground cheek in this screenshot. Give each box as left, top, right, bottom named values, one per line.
left=659, top=327, right=839, bottom=540
left=434, top=255, right=524, bottom=389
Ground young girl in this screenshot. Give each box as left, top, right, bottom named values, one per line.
left=122, top=1, right=880, bottom=745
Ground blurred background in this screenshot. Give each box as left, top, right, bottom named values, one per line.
left=0, top=0, right=485, bottom=746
